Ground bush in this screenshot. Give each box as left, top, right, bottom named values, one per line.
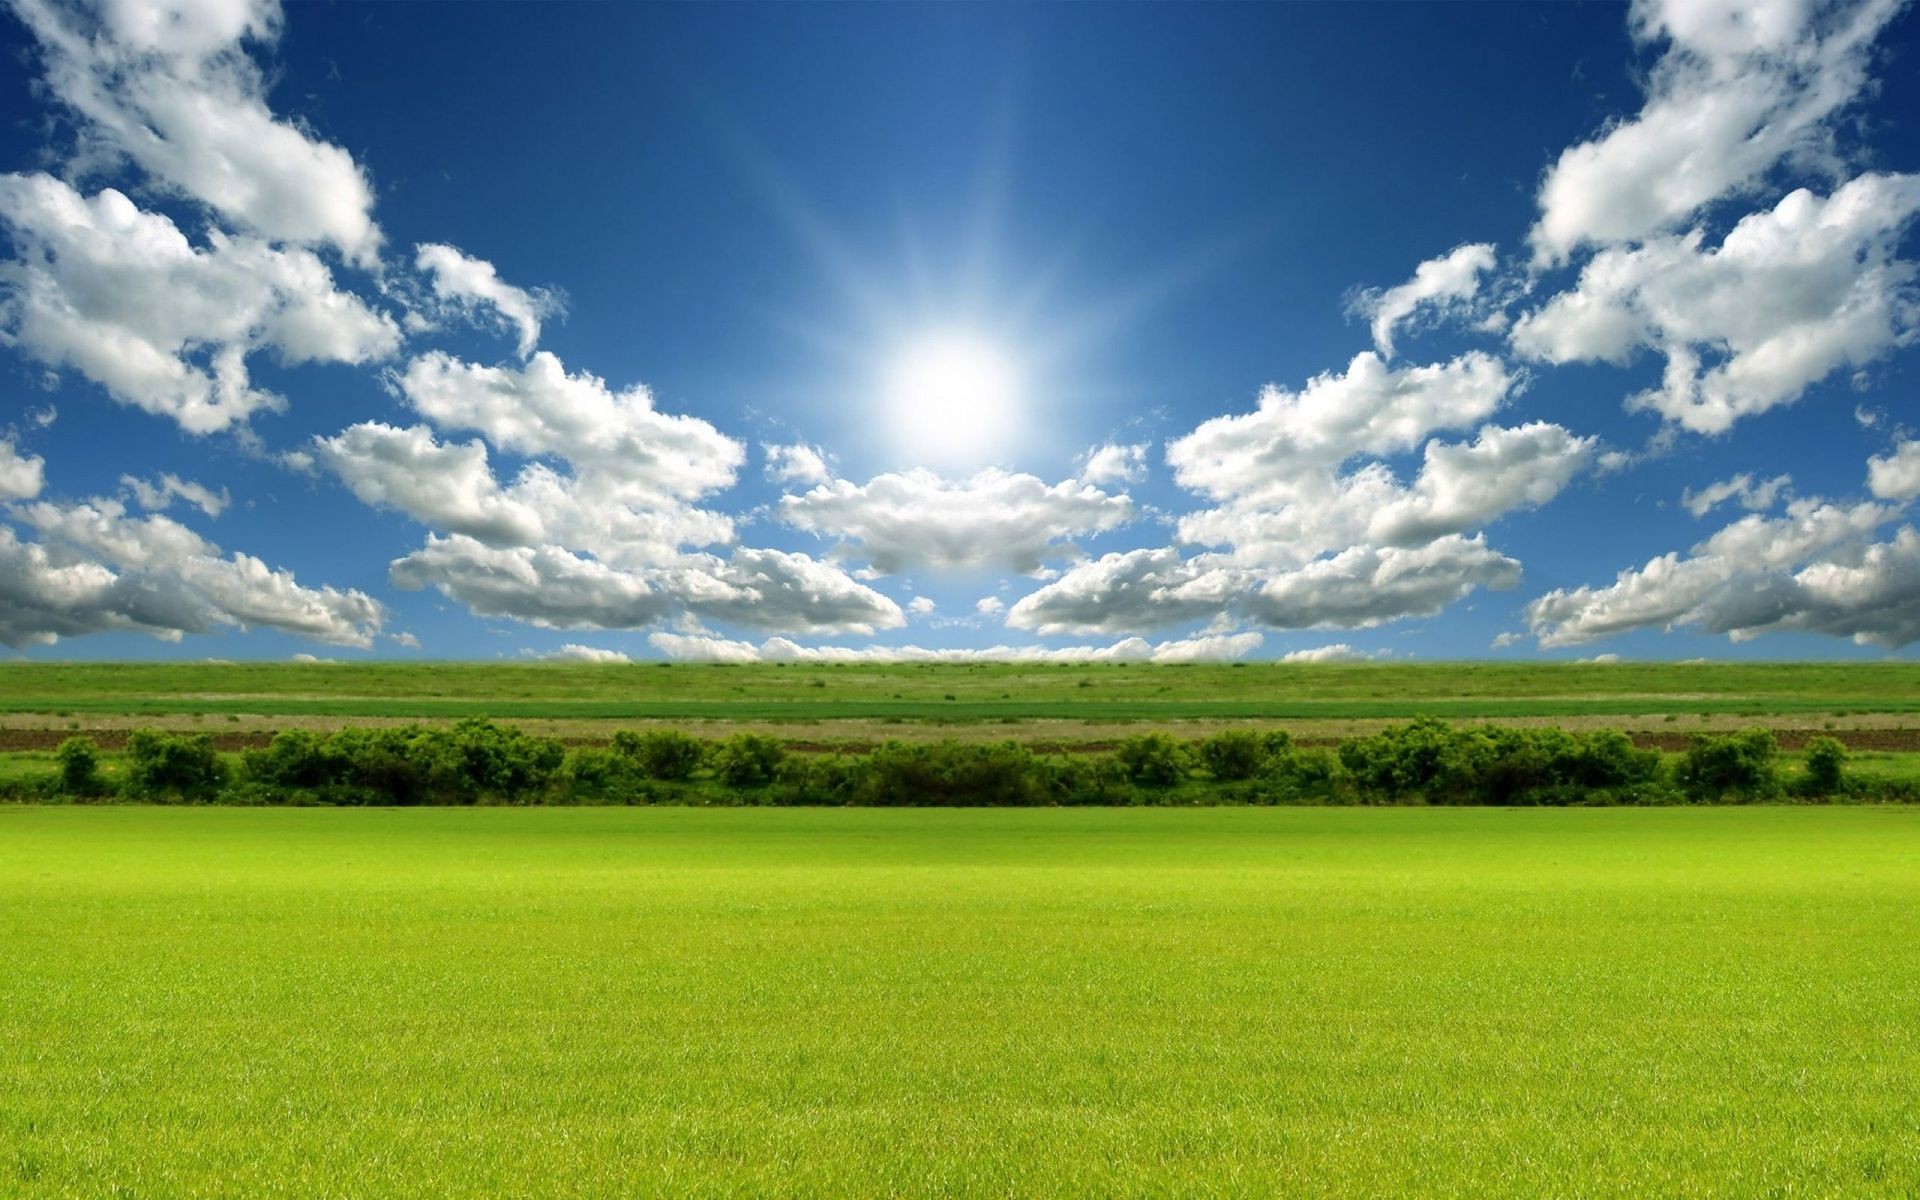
left=709, top=733, right=786, bottom=787
left=124, top=729, right=228, bottom=801
left=559, top=747, right=656, bottom=803
left=1198, top=730, right=1291, bottom=781
left=1050, top=755, right=1139, bottom=806
left=849, top=741, right=1051, bottom=807
left=773, top=754, right=858, bottom=805
left=55, top=736, right=104, bottom=796
left=1801, top=736, right=1847, bottom=796
left=612, top=729, right=705, bottom=781
left=1255, top=745, right=1345, bottom=804
left=1676, top=729, right=1780, bottom=801
left=1115, top=734, right=1190, bottom=787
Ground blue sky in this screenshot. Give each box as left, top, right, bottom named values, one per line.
left=2, top=0, right=1918, bottom=663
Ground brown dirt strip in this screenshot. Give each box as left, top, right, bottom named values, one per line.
left=6, top=723, right=1919, bottom=754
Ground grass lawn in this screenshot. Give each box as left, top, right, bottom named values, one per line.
left=2, top=806, right=1916, bottom=1196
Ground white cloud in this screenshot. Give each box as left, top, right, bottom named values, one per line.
left=544, top=643, right=630, bottom=664
left=414, top=243, right=556, bottom=358
left=1238, top=536, right=1522, bottom=630
left=1513, top=174, right=1920, bottom=433
left=0, top=495, right=383, bottom=649
left=646, top=630, right=1264, bottom=664
left=12, top=0, right=383, bottom=263
left=121, top=472, right=230, bottom=518
left=1166, top=351, right=1514, bottom=506
left=906, top=596, right=936, bottom=616
left=1006, top=536, right=1519, bottom=636
left=313, top=422, right=546, bottom=548
left=1867, top=439, right=1920, bottom=501
left=1354, top=242, right=1497, bottom=357
left=1681, top=472, right=1792, bottom=516
left=764, top=442, right=833, bottom=486
left=1005, top=547, right=1229, bottom=636
left=0, top=174, right=399, bottom=434
left=1529, top=0, right=1903, bottom=265
left=1365, top=422, right=1597, bottom=548
left=1525, top=495, right=1916, bottom=646
left=0, top=439, right=46, bottom=501
left=1078, top=442, right=1148, bottom=485
left=1279, top=643, right=1386, bottom=663
left=975, top=595, right=1006, bottom=617
left=777, top=467, right=1135, bottom=575
left=389, top=535, right=904, bottom=637
left=396, top=351, right=743, bottom=508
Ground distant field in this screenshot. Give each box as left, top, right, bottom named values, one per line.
left=2, top=806, right=1915, bottom=1196
left=2, top=661, right=1918, bottom=725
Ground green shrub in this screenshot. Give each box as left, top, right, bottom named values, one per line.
left=1049, top=755, right=1138, bottom=806
left=55, top=736, right=103, bottom=796
left=1115, top=734, right=1190, bottom=787
left=1256, top=745, right=1345, bottom=804
left=124, top=729, right=228, bottom=801
left=709, top=733, right=786, bottom=787
left=773, top=755, right=858, bottom=805
left=1801, top=736, right=1847, bottom=796
left=1197, top=730, right=1291, bottom=781
left=849, top=741, right=1051, bottom=807
left=612, top=729, right=705, bottom=781
left=1676, top=729, right=1780, bottom=801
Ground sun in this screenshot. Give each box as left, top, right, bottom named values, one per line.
left=885, top=333, right=1023, bottom=468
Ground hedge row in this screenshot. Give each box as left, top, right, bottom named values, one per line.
left=12, top=718, right=1893, bottom=807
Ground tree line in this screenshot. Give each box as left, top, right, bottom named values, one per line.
left=11, top=717, right=1883, bottom=806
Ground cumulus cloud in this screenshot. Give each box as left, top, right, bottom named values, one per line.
left=1353, top=242, right=1497, bottom=357
left=647, top=630, right=1264, bottom=664
left=1867, top=439, right=1920, bottom=501
left=906, top=596, right=936, bottom=617
left=777, top=467, right=1135, bottom=575
left=314, top=422, right=546, bottom=548
left=764, top=442, right=833, bottom=486
left=1238, top=536, right=1521, bottom=630
left=1366, top=422, right=1597, bottom=548
left=121, top=472, right=230, bottom=518
left=1006, top=536, right=1518, bottom=636
left=1279, top=643, right=1387, bottom=663
left=396, top=351, right=743, bottom=508
left=1529, top=0, right=1904, bottom=265
left=389, top=535, right=903, bottom=637
left=1525, top=495, right=1920, bottom=646
left=1514, top=174, right=1920, bottom=433
left=0, top=439, right=46, bottom=501
left=414, top=244, right=557, bottom=358
left=11, top=0, right=383, bottom=263
left=543, top=643, right=630, bottom=664
left=1681, top=471, right=1792, bottom=516
left=304, top=351, right=906, bottom=639
left=0, top=495, right=383, bottom=649
left=0, top=174, right=399, bottom=433
left=1167, top=352, right=1514, bottom=505
left=975, top=596, right=1006, bottom=617
left=1078, top=442, right=1148, bottom=485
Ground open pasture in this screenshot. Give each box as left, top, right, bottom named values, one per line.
left=2, top=661, right=1918, bottom=745
left=2, top=806, right=1917, bottom=1196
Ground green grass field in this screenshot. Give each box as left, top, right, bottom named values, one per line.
left=4, top=660, right=1919, bottom=722
left=4, top=806, right=1916, bottom=1196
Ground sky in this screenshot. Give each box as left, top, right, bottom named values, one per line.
left=1, top=0, right=1918, bottom=665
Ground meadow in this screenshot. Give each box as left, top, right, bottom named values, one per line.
left=4, top=659, right=1920, bottom=725
left=2, top=805, right=1916, bottom=1197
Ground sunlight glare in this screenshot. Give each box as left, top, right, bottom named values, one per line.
left=886, top=333, right=1023, bottom=467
